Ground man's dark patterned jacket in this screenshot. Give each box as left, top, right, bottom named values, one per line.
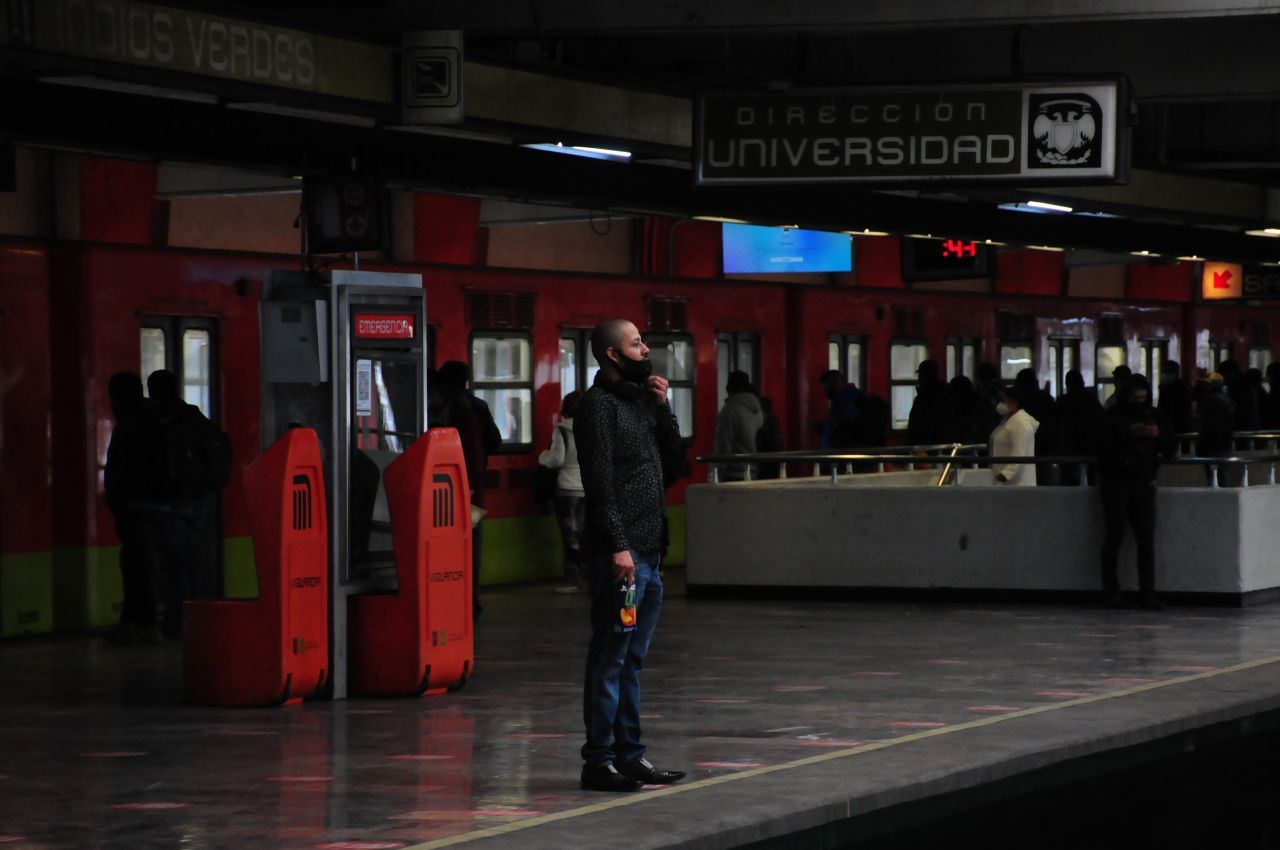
left=574, top=374, right=683, bottom=557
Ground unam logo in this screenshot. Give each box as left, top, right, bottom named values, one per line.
left=1028, top=93, right=1102, bottom=168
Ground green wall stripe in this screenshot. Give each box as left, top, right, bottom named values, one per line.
left=1, top=551, right=54, bottom=637
left=4, top=508, right=688, bottom=638
left=222, top=536, right=258, bottom=598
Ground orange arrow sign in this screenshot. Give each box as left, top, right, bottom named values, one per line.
left=1213, top=269, right=1233, bottom=289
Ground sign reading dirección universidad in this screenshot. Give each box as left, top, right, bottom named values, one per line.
left=695, top=80, right=1127, bottom=186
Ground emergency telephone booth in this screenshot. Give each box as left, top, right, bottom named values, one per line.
left=257, top=269, right=470, bottom=699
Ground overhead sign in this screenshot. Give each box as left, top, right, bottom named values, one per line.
left=401, top=30, right=463, bottom=124
left=695, top=80, right=1127, bottom=186
left=1201, top=262, right=1280, bottom=300
left=0, top=0, right=392, bottom=103
left=354, top=315, right=415, bottom=339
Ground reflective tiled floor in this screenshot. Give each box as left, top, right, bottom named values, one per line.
left=4, top=575, right=1280, bottom=849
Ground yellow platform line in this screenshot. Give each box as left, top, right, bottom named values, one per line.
left=403, top=653, right=1280, bottom=849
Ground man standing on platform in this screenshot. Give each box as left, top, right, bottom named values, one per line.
left=1097, top=374, right=1176, bottom=610
left=574, top=319, right=687, bottom=793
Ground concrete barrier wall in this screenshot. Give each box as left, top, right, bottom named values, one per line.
left=687, top=481, right=1280, bottom=595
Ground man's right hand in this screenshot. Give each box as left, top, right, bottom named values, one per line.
left=612, top=549, right=635, bottom=581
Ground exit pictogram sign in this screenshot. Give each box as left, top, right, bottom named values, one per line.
left=1202, top=262, right=1242, bottom=300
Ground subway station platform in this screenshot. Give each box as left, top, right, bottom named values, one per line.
left=5, top=574, right=1280, bottom=849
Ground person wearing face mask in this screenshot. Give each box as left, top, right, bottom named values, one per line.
left=988, top=385, right=1039, bottom=485
left=573, top=319, right=686, bottom=793
left=1096, top=374, right=1177, bottom=610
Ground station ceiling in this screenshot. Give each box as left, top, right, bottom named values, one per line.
left=5, top=0, right=1280, bottom=262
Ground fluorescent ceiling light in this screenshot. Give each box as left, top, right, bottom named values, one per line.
left=1130, top=250, right=1161, bottom=257
left=572, top=145, right=632, bottom=159
left=1176, top=255, right=1204, bottom=261
left=693, top=215, right=749, bottom=224
left=1028, top=244, right=1065, bottom=252
left=1026, top=200, right=1074, bottom=213
left=905, top=233, right=937, bottom=240
left=521, top=142, right=632, bottom=161
left=984, top=239, right=1007, bottom=246
left=844, top=229, right=890, bottom=236
left=1245, top=228, right=1280, bottom=237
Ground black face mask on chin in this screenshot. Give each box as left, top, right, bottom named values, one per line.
left=612, top=352, right=653, bottom=385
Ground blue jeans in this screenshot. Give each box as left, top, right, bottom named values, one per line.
left=581, top=550, right=663, bottom=766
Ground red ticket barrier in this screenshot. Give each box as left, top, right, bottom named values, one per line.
left=184, top=428, right=329, bottom=707
left=349, top=428, right=473, bottom=696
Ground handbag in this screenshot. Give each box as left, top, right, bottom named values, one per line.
left=534, top=464, right=559, bottom=504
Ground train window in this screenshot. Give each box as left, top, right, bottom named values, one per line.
left=999, top=344, right=1033, bottom=381
left=559, top=336, right=578, bottom=395
left=182, top=330, right=212, bottom=416
left=1095, top=344, right=1128, bottom=404
left=828, top=334, right=865, bottom=388
left=945, top=339, right=978, bottom=380
left=1213, top=342, right=1233, bottom=369
left=470, top=333, right=533, bottom=449
left=717, top=332, right=760, bottom=411
left=1139, top=341, right=1168, bottom=403
left=558, top=329, right=600, bottom=398
left=140, top=328, right=166, bottom=389
left=647, top=334, right=695, bottom=438
left=889, top=341, right=928, bottom=431
left=1249, top=346, right=1271, bottom=372
left=139, top=317, right=218, bottom=419
left=1047, top=340, right=1079, bottom=397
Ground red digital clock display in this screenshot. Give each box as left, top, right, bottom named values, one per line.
left=901, top=237, right=993, bottom=281
left=941, top=239, right=979, bottom=259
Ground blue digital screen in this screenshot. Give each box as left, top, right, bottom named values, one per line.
left=723, top=223, right=852, bottom=274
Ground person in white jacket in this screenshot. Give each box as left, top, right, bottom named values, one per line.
left=989, top=385, right=1039, bottom=486
left=539, top=391, right=587, bottom=592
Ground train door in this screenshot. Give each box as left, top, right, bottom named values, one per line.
left=139, top=315, right=222, bottom=597
left=716, top=331, right=759, bottom=410
left=1047, top=339, right=1080, bottom=397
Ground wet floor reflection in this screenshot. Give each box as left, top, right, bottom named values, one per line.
left=3, top=584, right=1280, bottom=848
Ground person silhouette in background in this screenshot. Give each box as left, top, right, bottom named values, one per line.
left=436, top=361, right=502, bottom=619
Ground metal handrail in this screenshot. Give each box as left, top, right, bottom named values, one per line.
left=698, top=448, right=1280, bottom=488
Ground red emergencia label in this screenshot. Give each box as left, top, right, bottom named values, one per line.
left=354, top=314, right=415, bottom=339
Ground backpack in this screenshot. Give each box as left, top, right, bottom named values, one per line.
left=156, top=403, right=232, bottom=498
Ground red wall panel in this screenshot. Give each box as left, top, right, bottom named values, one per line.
left=0, top=243, right=53, bottom=555
left=995, top=250, right=1064, bottom=295
left=79, top=157, right=162, bottom=245
left=1128, top=262, right=1194, bottom=302
left=414, top=193, right=482, bottom=265
left=855, top=236, right=907, bottom=288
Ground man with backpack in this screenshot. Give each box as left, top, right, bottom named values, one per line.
left=144, top=369, right=232, bottom=637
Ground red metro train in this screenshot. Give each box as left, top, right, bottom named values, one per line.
left=0, top=209, right=1276, bottom=637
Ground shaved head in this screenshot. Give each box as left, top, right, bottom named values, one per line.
left=591, top=319, right=636, bottom=367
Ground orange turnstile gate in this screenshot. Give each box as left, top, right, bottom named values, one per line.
left=349, top=428, right=473, bottom=696
left=183, top=428, right=329, bottom=706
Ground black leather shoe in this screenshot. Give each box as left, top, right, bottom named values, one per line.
left=580, top=762, right=643, bottom=792
left=617, top=757, right=686, bottom=785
